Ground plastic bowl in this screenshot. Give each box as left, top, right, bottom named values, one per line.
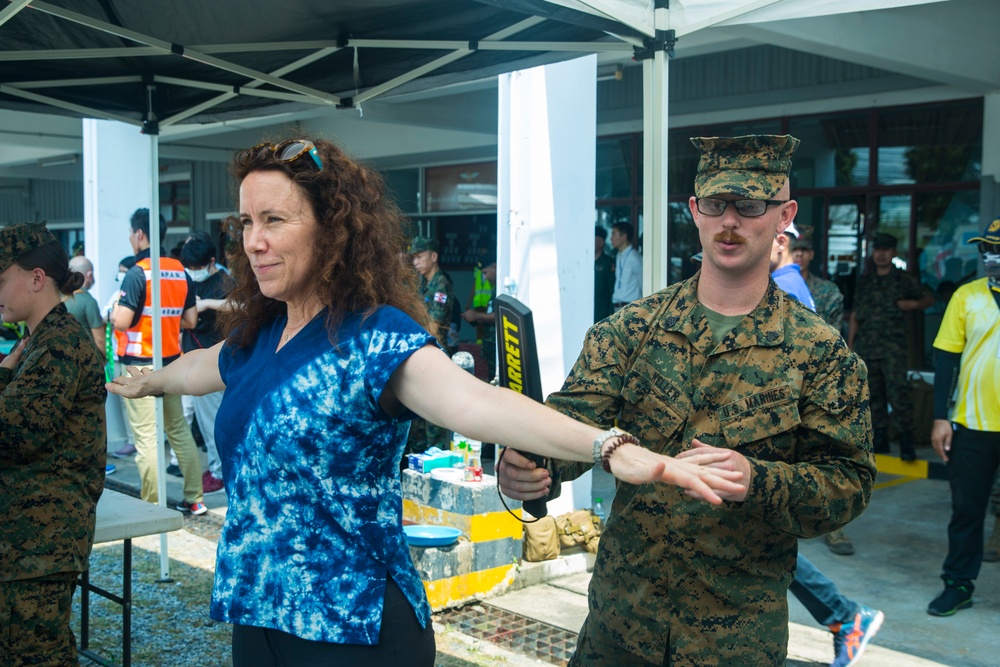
left=430, top=467, right=465, bottom=482
left=403, top=525, right=462, bottom=548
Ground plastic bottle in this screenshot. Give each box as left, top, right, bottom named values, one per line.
left=593, top=498, right=605, bottom=521
left=465, top=440, right=483, bottom=482
left=452, top=432, right=469, bottom=467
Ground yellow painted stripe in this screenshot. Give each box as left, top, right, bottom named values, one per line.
left=873, top=475, right=919, bottom=491
left=875, top=454, right=929, bottom=478
left=422, top=563, right=517, bottom=611
left=403, top=499, right=524, bottom=542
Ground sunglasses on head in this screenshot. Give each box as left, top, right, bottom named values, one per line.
left=244, top=139, right=323, bottom=171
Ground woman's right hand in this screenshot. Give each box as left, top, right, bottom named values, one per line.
left=106, top=365, right=157, bottom=399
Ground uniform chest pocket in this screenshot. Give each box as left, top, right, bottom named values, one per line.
left=620, top=359, right=692, bottom=449
left=718, top=388, right=801, bottom=456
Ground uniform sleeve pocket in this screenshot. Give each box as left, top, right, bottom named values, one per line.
left=719, top=388, right=801, bottom=452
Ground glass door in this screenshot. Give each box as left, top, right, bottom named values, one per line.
left=825, top=195, right=865, bottom=314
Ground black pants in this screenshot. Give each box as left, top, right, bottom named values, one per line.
left=943, top=425, right=1000, bottom=582
left=232, top=578, right=435, bottom=667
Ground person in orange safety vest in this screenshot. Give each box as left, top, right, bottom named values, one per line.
left=109, top=208, right=207, bottom=514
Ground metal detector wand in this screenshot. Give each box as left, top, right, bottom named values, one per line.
left=494, top=294, right=554, bottom=519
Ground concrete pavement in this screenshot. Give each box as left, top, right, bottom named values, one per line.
left=104, top=441, right=998, bottom=666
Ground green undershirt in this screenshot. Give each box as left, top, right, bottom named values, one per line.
left=700, top=304, right=745, bottom=346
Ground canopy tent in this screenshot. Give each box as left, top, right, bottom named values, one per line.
left=1, top=0, right=988, bottom=569
left=2, top=0, right=980, bottom=291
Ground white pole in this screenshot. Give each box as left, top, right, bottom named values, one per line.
left=146, top=131, right=171, bottom=581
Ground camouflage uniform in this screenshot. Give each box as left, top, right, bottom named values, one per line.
left=0, top=302, right=106, bottom=664
left=405, top=266, right=456, bottom=455
left=852, top=267, right=932, bottom=438
left=420, top=269, right=456, bottom=357
left=805, top=273, right=844, bottom=330
left=547, top=276, right=875, bottom=667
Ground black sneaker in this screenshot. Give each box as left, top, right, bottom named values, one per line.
left=927, top=578, right=973, bottom=616
left=166, top=464, right=182, bottom=478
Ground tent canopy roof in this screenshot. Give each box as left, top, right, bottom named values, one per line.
left=0, top=0, right=636, bottom=128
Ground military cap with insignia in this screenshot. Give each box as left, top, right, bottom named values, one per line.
left=409, top=236, right=438, bottom=254
left=690, top=134, right=800, bottom=199
left=0, top=222, right=59, bottom=274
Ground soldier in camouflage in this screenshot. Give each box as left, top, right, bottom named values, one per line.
left=410, top=236, right=457, bottom=356
left=0, top=223, right=106, bottom=666
left=406, top=236, right=457, bottom=454
left=848, top=232, right=935, bottom=460
left=793, top=237, right=844, bottom=331
left=499, top=135, right=875, bottom=667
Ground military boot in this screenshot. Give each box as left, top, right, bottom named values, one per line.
left=873, top=428, right=890, bottom=454
left=983, top=517, right=1000, bottom=563
left=899, top=432, right=917, bottom=462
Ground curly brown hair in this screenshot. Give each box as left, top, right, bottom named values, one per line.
left=218, top=137, right=431, bottom=348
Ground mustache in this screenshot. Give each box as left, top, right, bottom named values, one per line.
left=713, top=231, right=746, bottom=245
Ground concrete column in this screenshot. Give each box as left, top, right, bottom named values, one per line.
left=981, top=94, right=1000, bottom=219
left=83, top=119, right=153, bottom=447
left=498, top=55, right=597, bottom=514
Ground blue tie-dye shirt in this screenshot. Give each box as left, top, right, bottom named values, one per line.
left=211, top=306, right=434, bottom=644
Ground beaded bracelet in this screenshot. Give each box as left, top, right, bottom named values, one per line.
left=601, top=433, right=640, bottom=473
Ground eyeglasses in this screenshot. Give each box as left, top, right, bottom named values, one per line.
left=696, top=197, right=787, bottom=218
left=244, top=139, right=323, bottom=171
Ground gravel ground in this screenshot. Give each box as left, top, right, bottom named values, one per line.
left=73, top=519, right=548, bottom=667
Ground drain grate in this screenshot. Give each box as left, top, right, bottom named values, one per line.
left=436, top=602, right=578, bottom=666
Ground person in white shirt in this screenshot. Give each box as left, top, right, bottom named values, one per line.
left=611, top=221, right=642, bottom=309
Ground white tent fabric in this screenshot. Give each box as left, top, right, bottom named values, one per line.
left=539, top=0, right=948, bottom=37
left=534, top=0, right=955, bottom=292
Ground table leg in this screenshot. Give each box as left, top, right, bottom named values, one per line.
left=77, top=538, right=133, bottom=667
left=123, top=538, right=132, bottom=667
left=80, top=569, right=90, bottom=651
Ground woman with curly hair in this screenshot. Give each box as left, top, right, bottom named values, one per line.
left=107, top=137, right=743, bottom=667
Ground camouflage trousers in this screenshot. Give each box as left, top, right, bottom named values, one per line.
left=568, top=617, right=663, bottom=667
left=0, top=574, right=78, bottom=667
left=865, top=355, right=914, bottom=435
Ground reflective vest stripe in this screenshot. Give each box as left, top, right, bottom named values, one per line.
left=141, top=306, right=185, bottom=317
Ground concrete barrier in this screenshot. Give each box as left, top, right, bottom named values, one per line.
left=402, top=469, right=523, bottom=610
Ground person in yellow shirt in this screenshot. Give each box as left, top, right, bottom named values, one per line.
left=927, top=216, right=1000, bottom=616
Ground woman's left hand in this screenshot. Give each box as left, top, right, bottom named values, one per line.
left=0, top=337, right=27, bottom=370
left=609, top=442, right=747, bottom=505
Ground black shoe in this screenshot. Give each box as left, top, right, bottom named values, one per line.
left=166, top=464, right=182, bottom=478
left=873, top=428, right=890, bottom=454
left=927, top=578, right=974, bottom=616
left=899, top=433, right=916, bottom=461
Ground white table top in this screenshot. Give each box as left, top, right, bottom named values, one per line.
left=93, top=489, right=184, bottom=544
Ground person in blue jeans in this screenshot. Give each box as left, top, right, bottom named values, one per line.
left=769, top=233, right=885, bottom=667
left=792, top=554, right=883, bottom=667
